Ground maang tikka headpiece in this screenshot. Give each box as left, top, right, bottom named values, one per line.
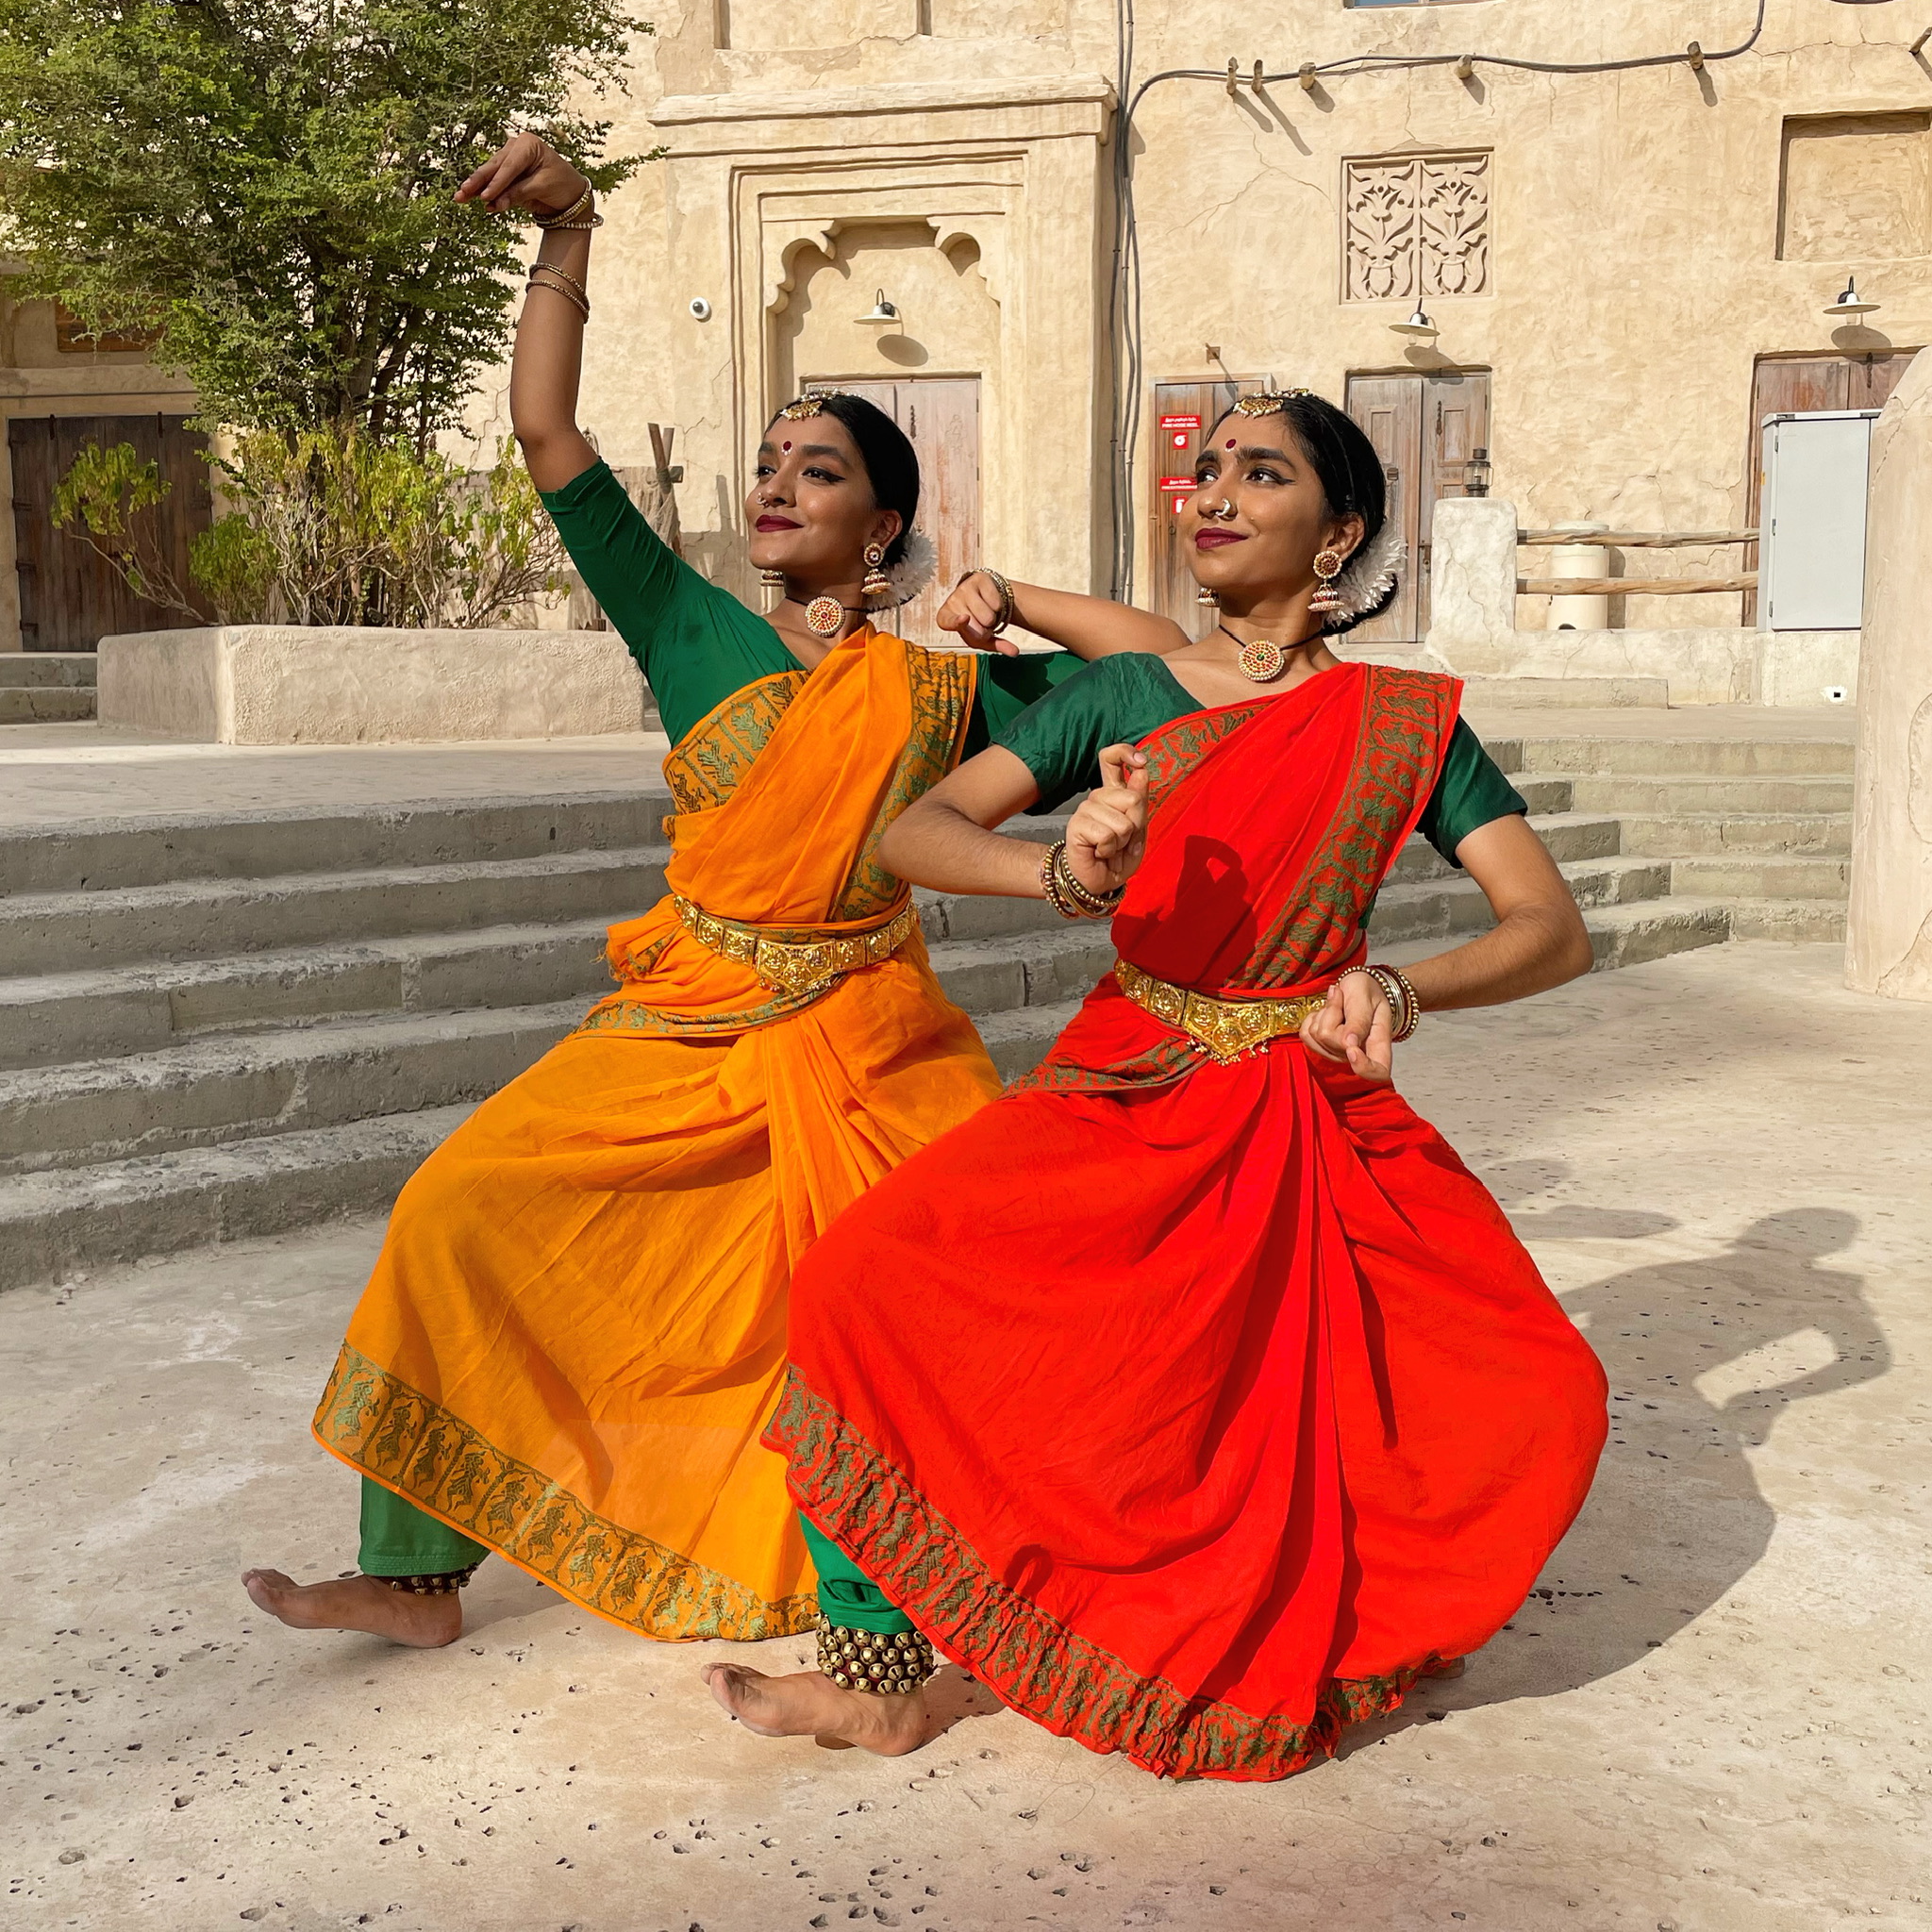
left=1231, top=388, right=1316, bottom=416
left=776, top=391, right=848, bottom=420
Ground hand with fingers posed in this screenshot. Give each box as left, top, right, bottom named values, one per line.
left=1064, top=743, right=1150, bottom=899
left=936, top=570, right=1023, bottom=657
left=1300, top=969, right=1396, bottom=1085
left=455, top=130, right=589, bottom=222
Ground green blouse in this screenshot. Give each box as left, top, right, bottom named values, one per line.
left=996, top=650, right=1527, bottom=867
left=539, top=461, right=1083, bottom=751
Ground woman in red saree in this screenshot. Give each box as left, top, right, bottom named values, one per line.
left=706, top=390, right=1609, bottom=1780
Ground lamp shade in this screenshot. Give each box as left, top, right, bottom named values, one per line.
left=857, top=290, right=900, bottom=325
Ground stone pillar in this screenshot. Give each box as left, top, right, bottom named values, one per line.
left=1846, top=349, right=1932, bottom=999
left=1426, top=497, right=1519, bottom=671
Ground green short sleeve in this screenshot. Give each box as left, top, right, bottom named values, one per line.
left=539, top=460, right=798, bottom=745
left=992, top=653, right=1193, bottom=812
left=962, top=647, right=1090, bottom=760
left=1417, top=718, right=1528, bottom=867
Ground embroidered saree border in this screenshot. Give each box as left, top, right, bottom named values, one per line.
left=1234, top=665, right=1457, bottom=991
left=835, top=644, right=978, bottom=922
left=314, top=1344, right=816, bottom=1642
left=769, top=1369, right=1432, bottom=1782
left=661, top=671, right=807, bottom=818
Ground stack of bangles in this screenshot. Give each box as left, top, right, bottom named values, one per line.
left=526, top=259, right=591, bottom=323
left=961, top=566, right=1015, bottom=634
left=1341, top=963, right=1424, bottom=1042
left=1041, top=840, right=1124, bottom=921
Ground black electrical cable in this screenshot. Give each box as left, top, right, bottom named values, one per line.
left=1108, top=0, right=1774, bottom=596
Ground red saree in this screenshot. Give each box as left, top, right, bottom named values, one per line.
left=771, top=662, right=1608, bottom=1781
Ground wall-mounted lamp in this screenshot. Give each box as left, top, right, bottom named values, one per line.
left=1464, top=446, right=1492, bottom=498
left=857, top=289, right=900, bottom=325
left=1824, top=275, right=1880, bottom=319
left=1390, top=305, right=1440, bottom=341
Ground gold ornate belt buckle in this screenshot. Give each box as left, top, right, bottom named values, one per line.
left=1115, top=960, right=1324, bottom=1065
left=675, top=895, right=914, bottom=995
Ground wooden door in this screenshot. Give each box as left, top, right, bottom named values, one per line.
left=810, top=376, right=978, bottom=643
left=1343, top=371, right=1491, bottom=648
left=1147, top=379, right=1241, bottom=629
left=9, top=413, right=215, bottom=651
left=1743, top=352, right=1919, bottom=620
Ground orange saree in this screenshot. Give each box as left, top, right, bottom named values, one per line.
left=313, top=628, right=1000, bottom=1641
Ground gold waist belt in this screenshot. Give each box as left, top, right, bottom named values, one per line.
left=1114, top=959, right=1326, bottom=1065
left=672, top=894, right=917, bottom=995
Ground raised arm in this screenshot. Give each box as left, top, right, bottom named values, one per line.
left=458, top=134, right=599, bottom=493
left=938, top=574, right=1191, bottom=661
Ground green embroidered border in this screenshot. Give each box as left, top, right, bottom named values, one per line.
left=1235, top=666, right=1457, bottom=991
left=573, top=978, right=832, bottom=1040
left=1004, top=1028, right=1201, bottom=1098
left=769, top=1369, right=1433, bottom=1782
left=834, top=643, right=978, bottom=921
left=662, top=671, right=808, bottom=817
left=315, top=1344, right=816, bottom=1642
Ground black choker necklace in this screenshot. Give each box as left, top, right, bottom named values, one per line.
left=1217, top=623, right=1324, bottom=684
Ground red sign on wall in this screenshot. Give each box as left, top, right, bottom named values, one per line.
left=1159, top=475, right=1195, bottom=515
left=1159, top=412, right=1202, bottom=454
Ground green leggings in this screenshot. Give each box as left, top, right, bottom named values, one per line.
left=358, top=1479, right=489, bottom=1578
left=356, top=1483, right=905, bottom=1641
left=800, top=1511, right=913, bottom=1637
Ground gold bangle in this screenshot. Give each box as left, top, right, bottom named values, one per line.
left=531, top=258, right=589, bottom=303
left=526, top=267, right=590, bottom=322
left=977, top=567, right=1015, bottom=634
left=1049, top=841, right=1123, bottom=920
left=1040, top=842, right=1084, bottom=922
left=533, top=185, right=596, bottom=229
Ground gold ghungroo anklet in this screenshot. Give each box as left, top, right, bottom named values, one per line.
left=818, top=1618, right=935, bottom=1694
left=372, top=1567, right=478, bottom=1596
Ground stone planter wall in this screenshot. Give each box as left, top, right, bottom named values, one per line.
left=97, top=625, right=648, bottom=744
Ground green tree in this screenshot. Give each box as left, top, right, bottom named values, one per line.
left=0, top=0, right=649, bottom=444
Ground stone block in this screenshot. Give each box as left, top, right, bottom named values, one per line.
left=1847, top=348, right=1932, bottom=999
left=97, top=625, right=648, bottom=743
left=1426, top=497, right=1520, bottom=657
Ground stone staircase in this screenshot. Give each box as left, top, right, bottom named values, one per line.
left=0, top=652, right=96, bottom=724
left=0, top=718, right=1853, bottom=1290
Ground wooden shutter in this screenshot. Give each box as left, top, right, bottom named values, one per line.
left=1148, top=379, right=1241, bottom=629
left=821, top=375, right=980, bottom=644
left=8, top=412, right=214, bottom=652
left=1343, top=375, right=1423, bottom=646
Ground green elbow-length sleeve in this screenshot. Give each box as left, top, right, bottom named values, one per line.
left=991, top=653, right=1190, bottom=813
left=538, top=460, right=798, bottom=746
left=962, top=646, right=1091, bottom=762
left=1416, top=718, right=1529, bottom=867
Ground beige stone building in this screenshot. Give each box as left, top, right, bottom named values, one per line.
left=8, top=1, right=1931, bottom=660
left=476, top=0, right=1932, bottom=653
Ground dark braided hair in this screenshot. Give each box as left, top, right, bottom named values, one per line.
left=766, top=393, right=920, bottom=568
left=1206, top=391, right=1398, bottom=635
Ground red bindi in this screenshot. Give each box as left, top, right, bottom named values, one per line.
left=781, top=440, right=792, bottom=451
left=1224, top=438, right=1237, bottom=449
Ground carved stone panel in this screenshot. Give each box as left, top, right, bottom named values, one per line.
left=1344, top=152, right=1491, bottom=303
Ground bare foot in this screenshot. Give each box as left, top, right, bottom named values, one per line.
left=241, top=1569, right=462, bottom=1648
left=702, top=1661, right=938, bottom=1757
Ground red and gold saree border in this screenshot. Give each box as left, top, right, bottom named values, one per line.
left=769, top=1368, right=1437, bottom=1783
left=314, top=1343, right=816, bottom=1643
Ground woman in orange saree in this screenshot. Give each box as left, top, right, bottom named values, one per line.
left=707, top=391, right=1610, bottom=1778
left=242, top=134, right=1155, bottom=1649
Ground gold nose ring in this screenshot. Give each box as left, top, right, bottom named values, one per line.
left=1215, top=499, right=1235, bottom=518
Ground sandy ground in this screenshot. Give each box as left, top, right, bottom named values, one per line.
left=2, top=940, right=1927, bottom=1932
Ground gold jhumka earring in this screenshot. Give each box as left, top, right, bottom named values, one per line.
left=860, top=542, right=891, bottom=600
left=1309, top=546, right=1346, bottom=617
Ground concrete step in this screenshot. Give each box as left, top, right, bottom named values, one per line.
left=1, top=790, right=675, bottom=897
left=928, top=925, right=1120, bottom=1020
left=1463, top=675, right=1670, bottom=709
left=1583, top=899, right=1732, bottom=970
left=0, top=846, right=672, bottom=976
left=1565, top=774, right=1853, bottom=816
left=1614, top=811, right=1853, bottom=858
left=0, top=999, right=583, bottom=1177
left=0, top=688, right=95, bottom=724
left=1726, top=899, right=1848, bottom=942
left=1511, top=775, right=1574, bottom=814
left=1388, top=812, right=1623, bottom=888
left=974, top=995, right=1085, bottom=1084
left=0, top=1104, right=469, bottom=1293
left=1513, top=736, right=1855, bottom=778
left=0, top=919, right=621, bottom=1071
left=0, top=652, right=96, bottom=687
left=1369, top=855, right=1673, bottom=946
left=1670, top=856, right=1851, bottom=902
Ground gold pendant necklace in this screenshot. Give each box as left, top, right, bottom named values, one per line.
left=804, top=594, right=861, bottom=639
left=1220, top=624, right=1316, bottom=684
